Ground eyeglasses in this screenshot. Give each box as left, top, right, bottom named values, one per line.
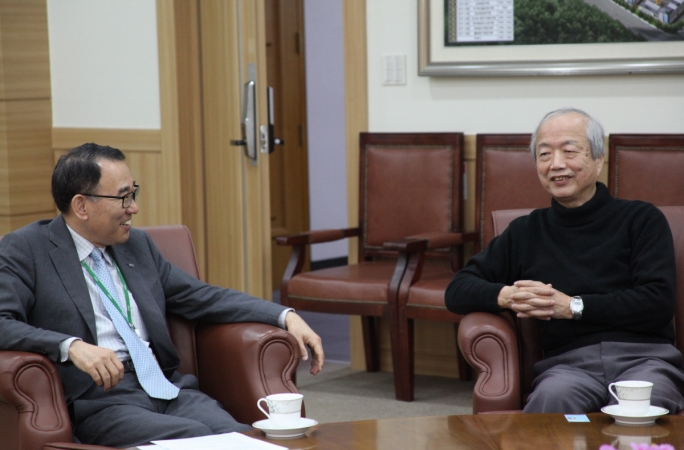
left=82, top=183, right=140, bottom=208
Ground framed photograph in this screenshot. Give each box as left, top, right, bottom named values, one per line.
left=418, top=0, right=684, bottom=76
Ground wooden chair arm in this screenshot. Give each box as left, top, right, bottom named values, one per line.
left=382, top=238, right=429, bottom=253
left=0, top=351, right=73, bottom=450
left=407, top=231, right=465, bottom=249
left=194, top=323, right=301, bottom=425
left=275, top=227, right=360, bottom=246
left=457, top=312, right=522, bottom=413
left=384, top=231, right=478, bottom=253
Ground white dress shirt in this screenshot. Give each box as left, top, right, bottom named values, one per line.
left=59, top=225, right=150, bottom=362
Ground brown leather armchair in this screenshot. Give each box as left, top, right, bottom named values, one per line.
left=387, top=135, right=551, bottom=401
left=608, top=134, right=684, bottom=206
left=277, top=132, right=472, bottom=401
left=473, top=134, right=550, bottom=250
left=457, top=206, right=684, bottom=413
left=0, top=225, right=301, bottom=450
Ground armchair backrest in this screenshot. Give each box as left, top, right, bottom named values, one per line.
left=359, top=132, right=464, bottom=261
left=475, top=134, right=550, bottom=250
left=0, top=226, right=201, bottom=378
left=608, top=134, right=684, bottom=206
left=492, top=205, right=684, bottom=402
left=139, top=225, right=201, bottom=377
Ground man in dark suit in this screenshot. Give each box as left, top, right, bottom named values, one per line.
left=0, top=143, right=324, bottom=447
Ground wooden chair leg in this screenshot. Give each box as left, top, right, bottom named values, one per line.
left=454, top=323, right=472, bottom=381
left=392, top=315, right=415, bottom=402
left=361, top=316, right=380, bottom=372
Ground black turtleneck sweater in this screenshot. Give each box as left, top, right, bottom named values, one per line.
left=445, top=183, right=676, bottom=357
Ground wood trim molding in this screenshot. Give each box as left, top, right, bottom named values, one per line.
left=344, top=0, right=368, bottom=371
left=52, top=127, right=161, bottom=152
left=154, top=0, right=182, bottom=226
left=162, top=0, right=207, bottom=278
left=344, top=0, right=367, bottom=266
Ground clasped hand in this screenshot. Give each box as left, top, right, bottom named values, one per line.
left=498, top=280, right=572, bottom=320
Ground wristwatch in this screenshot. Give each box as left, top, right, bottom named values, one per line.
left=570, top=296, right=583, bottom=320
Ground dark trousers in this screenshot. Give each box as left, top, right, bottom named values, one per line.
left=524, top=342, right=684, bottom=414
left=72, top=371, right=251, bottom=448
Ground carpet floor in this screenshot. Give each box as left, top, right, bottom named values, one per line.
left=296, top=361, right=475, bottom=424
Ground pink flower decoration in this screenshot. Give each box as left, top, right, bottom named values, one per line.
left=629, top=444, right=675, bottom=450
left=599, top=444, right=676, bottom=450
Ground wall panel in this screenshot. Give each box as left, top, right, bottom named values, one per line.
left=0, top=0, right=50, bottom=100
left=0, top=0, right=53, bottom=235
left=0, top=100, right=53, bottom=216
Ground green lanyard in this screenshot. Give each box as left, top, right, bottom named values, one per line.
left=81, top=258, right=136, bottom=331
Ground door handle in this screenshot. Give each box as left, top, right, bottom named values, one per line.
left=266, top=86, right=284, bottom=154
left=230, top=80, right=257, bottom=161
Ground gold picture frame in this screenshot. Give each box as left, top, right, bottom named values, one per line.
left=418, top=0, right=684, bottom=76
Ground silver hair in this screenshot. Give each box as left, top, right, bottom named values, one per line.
left=529, top=108, right=605, bottom=160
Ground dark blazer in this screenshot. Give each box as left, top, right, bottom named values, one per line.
left=0, top=215, right=286, bottom=404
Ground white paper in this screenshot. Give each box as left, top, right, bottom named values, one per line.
left=455, top=0, right=514, bottom=43
left=147, top=432, right=286, bottom=450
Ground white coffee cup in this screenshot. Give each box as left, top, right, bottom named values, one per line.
left=608, top=380, right=653, bottom=416
left=257, top=393, right=303, bottom=428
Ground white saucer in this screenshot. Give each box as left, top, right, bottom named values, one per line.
left=252, top=418, right=318, bottom=439
left=601, top=405, right=669, bottom=426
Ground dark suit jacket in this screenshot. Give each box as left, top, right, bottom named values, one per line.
left=0, top=215, right=286, bottom=404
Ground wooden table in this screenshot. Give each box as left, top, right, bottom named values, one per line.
left=245, top=413, right=684, bottom=449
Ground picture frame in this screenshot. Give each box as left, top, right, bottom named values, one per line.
left=418, top=0, right=684, bottom=77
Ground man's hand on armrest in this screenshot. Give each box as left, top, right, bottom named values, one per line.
left=68, top=340, right=125, bottom=391
left=498, top=280, right=573, bottom=320
left=284, top=312, right=325, bottom=375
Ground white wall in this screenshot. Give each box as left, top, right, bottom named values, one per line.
left=366, top=0, right=684, bottom=135
left=47, top=0, right=160, bottom=129
left=304, top=0, right=349, bottom=262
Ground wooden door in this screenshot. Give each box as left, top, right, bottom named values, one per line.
left=265, top=0, right=310, bottom=292
left=198, top=0, right=273, bottom=298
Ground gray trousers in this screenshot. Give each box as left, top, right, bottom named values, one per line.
left=524, top=342, right=684, bottom=414
left=72, top=371, right=251, bottom=448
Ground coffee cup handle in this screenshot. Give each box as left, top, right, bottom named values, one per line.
left=257, top=398, right=271, bottom=419
left=608, top=383, right=620, bottom=402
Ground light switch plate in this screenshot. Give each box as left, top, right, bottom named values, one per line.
left=383, top=55, right=407, bottom=85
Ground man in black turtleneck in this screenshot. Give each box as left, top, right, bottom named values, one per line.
left=446, top=108, right=684, bottom=414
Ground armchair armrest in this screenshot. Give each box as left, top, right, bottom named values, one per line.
left=406, top=231, right=477, bottom=249
left=457, top=312, right=522, bottom=413
left=0, top=351, right=72, bottom=450
left=275, top=227, right=360, bottom=246
left=382, top=238, right=428, bottom=253
left=277, top=228, right=361, bottom=285
left=194, top=323, right=300, bottom=425
left=43, top=444, right=117, bottom=450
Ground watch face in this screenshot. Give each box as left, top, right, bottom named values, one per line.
left=570, top=297, right=583, bottom=318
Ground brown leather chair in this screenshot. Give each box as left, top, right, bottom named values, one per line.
left=474, top=134, right=551, bottom=250
left=608, top=134, right=684, bottom=206
left=457, top=206, right=684, bottom=414
left=277, top=132, right=471, bottom=401
left=0, top=225, right=301, bottom=450
left=386, top=135, right=552, bottom=401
